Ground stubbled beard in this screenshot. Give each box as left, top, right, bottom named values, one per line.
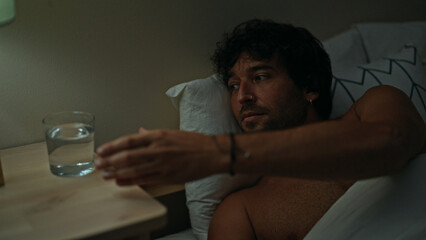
left=261, top=109, right=307, bottom=131
left=240, top=103, right=308, bottom=132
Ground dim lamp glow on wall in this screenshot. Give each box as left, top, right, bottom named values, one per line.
left=0, top=0, right=15, bottom=27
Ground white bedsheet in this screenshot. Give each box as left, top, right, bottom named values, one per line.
left=305, top=153, right=426, bottom=240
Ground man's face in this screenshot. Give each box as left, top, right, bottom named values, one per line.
left=228, top=53, right=308, bottom=132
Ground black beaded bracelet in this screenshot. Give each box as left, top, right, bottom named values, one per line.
left=229, top=133, right=236, bottom=176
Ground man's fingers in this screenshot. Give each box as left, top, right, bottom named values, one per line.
left=95, top=147, right=155, bottom=170
left=110, top=161, right=160, bottom=179
left=96, top=133, right=150, bottom=157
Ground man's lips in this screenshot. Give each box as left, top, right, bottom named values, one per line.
left=239, top=105, right=269, bottom=124
left=240, top=112, right=265, bottom=122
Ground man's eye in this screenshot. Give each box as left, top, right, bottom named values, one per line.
left=255, top=75, right=268, bottom=81
left=228, top=84, right=239, bottom=91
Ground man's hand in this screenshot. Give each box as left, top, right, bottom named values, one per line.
left=95, top=128, right=227, bottom=187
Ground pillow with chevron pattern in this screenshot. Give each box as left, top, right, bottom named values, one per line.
left=330, top=44, right=426, bottom=121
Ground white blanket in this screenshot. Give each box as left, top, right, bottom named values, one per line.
left=305, top=153, right=426, bottom=240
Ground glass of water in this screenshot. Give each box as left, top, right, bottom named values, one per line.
left=42, top=111, right=95, bottom=177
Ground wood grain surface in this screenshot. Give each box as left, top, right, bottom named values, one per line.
left=0, top=142, right=167, bottom=240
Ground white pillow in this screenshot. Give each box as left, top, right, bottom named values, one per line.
left=330, top=44, right=426, bottom=121
left=166, top=74, right=259, bottom=240
left=305, top=153, right=426, bottom=240
left=166, top=74, right=241, bottom=135
left=354, top=22, right=426, bottom=62
left=323, top=28, right=369, bottom=73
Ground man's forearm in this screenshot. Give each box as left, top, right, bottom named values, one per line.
left=219, top=120, right=418, bottom=181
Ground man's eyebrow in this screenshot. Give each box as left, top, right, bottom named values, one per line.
left=228, top=64, right=276, bottom=80
left=248, top=64, right=276, bottom=72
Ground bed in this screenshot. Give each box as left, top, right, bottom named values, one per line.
left=156, top=21, right=426, bottom=240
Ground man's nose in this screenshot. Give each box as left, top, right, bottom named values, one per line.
left=237, top=81, right=256, bottom=104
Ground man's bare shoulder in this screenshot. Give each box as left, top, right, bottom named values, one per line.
left=208, top=189, right=256, bottom=240
left=357, top=85, right=412, bottom=106
left=343, top=85, right=422, bottom=122
left=343, top=85, right=426, bottom=154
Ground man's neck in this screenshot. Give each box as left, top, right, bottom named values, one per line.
left=305, top=106, right=323, bottom=124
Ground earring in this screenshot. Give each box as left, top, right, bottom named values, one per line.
left=309, top=99, right=313, bottom=104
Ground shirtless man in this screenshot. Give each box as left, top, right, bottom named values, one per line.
left=95, top=19, right=426, bottom=239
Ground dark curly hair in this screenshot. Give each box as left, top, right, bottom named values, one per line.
left=211, top=19, right=333, bottom=120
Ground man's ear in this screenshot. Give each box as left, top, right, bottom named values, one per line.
left=304, top=89, right=319, bottom=102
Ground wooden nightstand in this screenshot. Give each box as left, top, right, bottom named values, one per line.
left=0, top=142, right=168, bottom=240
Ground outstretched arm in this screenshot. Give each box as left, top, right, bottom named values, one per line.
left=95, top=86, right=426, bottom=185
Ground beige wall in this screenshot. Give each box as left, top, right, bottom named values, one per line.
left=0, top=0, right=425, bottom=149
